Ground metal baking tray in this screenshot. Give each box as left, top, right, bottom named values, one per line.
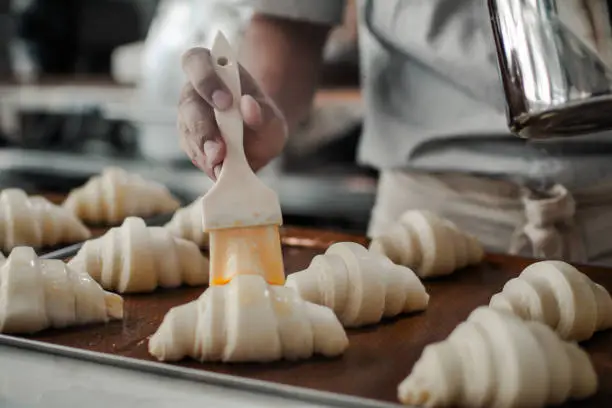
left=0, top=335, right=400, bottom=408
left=12, top=249, right=612, bottom=408
left=1, top=225, right=398, bottom=407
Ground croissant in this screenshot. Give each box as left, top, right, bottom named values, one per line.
left=286, top=242, right=429, bottom=328
left=0, top=189, right=91, bottom=253
left=489, top=260, right=612, bottom=342
left=68, top=217, right=209, bottom=293
left=149, top=274, right=349, bottom=363
left=369, top=210, right=484, bottom=278
left=163, top=197, right=208, bottom=248
left=0, top=246, right=123, bottom=334
left=398, top=306, right=597, bottom=408
left=63, top=167, right=181, bottom=225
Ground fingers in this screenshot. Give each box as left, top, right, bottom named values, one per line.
left=178, top=83, right=227, bottom=179
left=202, top=139, right=226, bottom=180
left=177, top=109, right=207, bottom=170
left=240, top=94, right=286, bottom=132
left=181, top=47, right=267, bottom=108
left=179, top=47, right=287, bottom=176
left=239, top=95, right=288, bottom=172
left=182, top=47, right=232, bottom=110
left=240, top=95, right=264, bottom=128
left=177, top=115, right=205, bottom=171
left=178, top=83, right=218, bottom=147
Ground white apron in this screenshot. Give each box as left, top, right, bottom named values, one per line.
left=368, top=171, right=612, bottom=267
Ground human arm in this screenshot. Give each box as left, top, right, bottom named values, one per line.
left=177, top=1, right=344, bottom=179
left=240, top=13, right=332, bottom=132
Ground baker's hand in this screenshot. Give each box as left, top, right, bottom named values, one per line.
left=178, top=47, right=288, bottom=180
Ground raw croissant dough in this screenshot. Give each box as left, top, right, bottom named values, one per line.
left=0, top=246, right=123, bottom=334
left=0, top=189, right=91, bottom=253
left=369, top=210, right=484, bottom=278
left=68, top=217, right=209, bottom=293
left=286, top=242, right=429, bottom=328
left=63, top=167, right=181, bottom=225
left=164, top=196, right=208, bottom=247
left=489, top=260, right=612, bottom=341
left=398, top=307, right=597, bottom=408
left=149, top=274, right=349, bottom=363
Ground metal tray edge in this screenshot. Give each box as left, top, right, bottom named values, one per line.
left=0, top=335, right=405, bottom=408
left=39, top=213, right=175, bottom=259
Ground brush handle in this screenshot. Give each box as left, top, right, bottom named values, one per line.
left=201, top=31, right=283, bottom=231
left=211, top=32, right=250, bottom=179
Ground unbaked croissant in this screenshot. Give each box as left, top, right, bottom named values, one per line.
left=286, top=242, right=429, bottom=328
left=398, top=306, right=597, bottom=408
left=0, top=189, right=91, bottom=253
left=489, top=260, right=612, bottom=342
left=68, top=217, right=209, bottom=293
left=63, top=167, right=181, bottom=225
left=369, top=210, right=484, bottom=278
left=163, top=196, right=208, bottom=248
left=149, top=274, right=349, bottom=363
left=0, top=246, right=123, bottom=334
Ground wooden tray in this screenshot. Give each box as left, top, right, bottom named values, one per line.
left=9, top=228, right=612, bottom=408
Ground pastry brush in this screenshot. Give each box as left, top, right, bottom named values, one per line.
left=202, top=31, right=285, bottom=286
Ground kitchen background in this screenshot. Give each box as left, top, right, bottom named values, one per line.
left=0, top=0, right=375, bottom=233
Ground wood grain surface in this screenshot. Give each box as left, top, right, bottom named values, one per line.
left=17, top=240, right=612, bottom=407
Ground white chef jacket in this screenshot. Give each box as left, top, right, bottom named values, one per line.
left=241, top=0, right=612, bottom=191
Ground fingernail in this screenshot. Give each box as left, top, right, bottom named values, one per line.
left=211, top=90, right=232, bottom=110
left=241, top=94, right=263, bottom=127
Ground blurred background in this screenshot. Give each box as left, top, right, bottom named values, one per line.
left=0, top=0, right=375, bottom=233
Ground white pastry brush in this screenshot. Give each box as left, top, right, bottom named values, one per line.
left=202, top=31, right=285, bottom=286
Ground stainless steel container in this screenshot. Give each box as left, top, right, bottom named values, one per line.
left=489, top=0, right=612, bottom=139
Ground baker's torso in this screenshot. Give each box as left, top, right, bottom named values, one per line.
left=356, top=0, right=612, bottom=190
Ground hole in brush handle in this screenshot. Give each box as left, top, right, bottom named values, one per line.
left=217, top=57, right=229, bottom=66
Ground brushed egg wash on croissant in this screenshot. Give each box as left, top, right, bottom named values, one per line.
left=149, top=32, right=348, bottom=363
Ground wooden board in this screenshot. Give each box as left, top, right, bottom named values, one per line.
left=14, top=231, right=612, bottom=408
